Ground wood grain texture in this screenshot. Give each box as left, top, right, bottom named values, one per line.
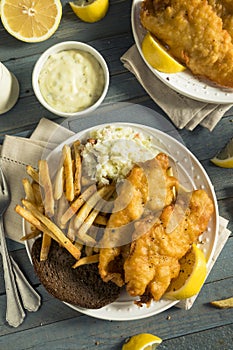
left=0, top=0, right=232, bottom=349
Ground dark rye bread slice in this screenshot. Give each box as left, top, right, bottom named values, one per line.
left=31, top=238, right=121, bottom=309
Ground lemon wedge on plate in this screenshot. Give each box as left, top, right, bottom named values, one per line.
left=164, top=244, right=207, bottom=300
left=211, top=137, right=233, bottom=168
left=122, top=333, right=162, bottom=350
left=69, top=0, right=109, bottom=23
left=0, top=0, right=62, bottom=43
left=142, top=32, right=186, bottom=73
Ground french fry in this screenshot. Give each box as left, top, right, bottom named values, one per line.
left=26, top=165, right=39, bottom=184
left=61, top=183, right=96, bottom=226
left=20, top=180, right=42, bottom=238
left=38, top=159, right=54, bottom=216
left=37, top=159, right=52, bottom=262
left=74, top=241, right=83, bottom=251
left=18, top=139, right=116, bottom=267
left=85, top=245, right=93, bottom=257
left=15, top=205, right=58, bottom=243
left=54, top=192, right=69, bottom=230
left=72, top=254, right=99, bottom=269
left=63, top=144, right=75, bottom=202
left=67, top=215, right=76, bottom=242
left=72, top=140, right=82, bottom=197
left=77, top=230, right=96, bottom=246
left=77, top=203, right=108, bottom=244
left=15, top=204, right=43, bottom=230
left=40, top=233, right=52, bottom=261
left=22, top=178, right=36, bottom=203
left=77, top=187, right=114, bottom=244
left=53, top=165, right=64, bottom=201
left=74, top=184, right=115, bottom=230
left=93, top=246, right=100, bottom=254
left=93, top=199, right=114, bottom=226
left=67, top=217, right=84, bottom=254
left=31, top=182, right=43, bottom=210
left=20, top=229, right=41, bottom=241
left=21, top=199, right=81, bottom=260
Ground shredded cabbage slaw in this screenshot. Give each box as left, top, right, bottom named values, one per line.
left=81, top=125, right=159, bottom=185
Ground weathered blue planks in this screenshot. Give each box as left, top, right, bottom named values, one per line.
left=0, top=0, right=232, bottom=349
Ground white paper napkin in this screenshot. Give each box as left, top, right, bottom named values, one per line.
left=121, top=45, right=233, bottom=131
left=0, top=118, right=231, bottom=310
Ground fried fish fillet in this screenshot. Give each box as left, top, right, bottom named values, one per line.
left=124, top=189, right=214, bottom=303
left=208, top=0, right=233, bottom=38
left=99, top=153, right=178, bottom=286
left=98, top=164, right=148, bottom=286
left=140, top=0, right=233, bottom=88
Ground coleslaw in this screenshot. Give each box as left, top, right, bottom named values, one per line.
left=81, top=125, right=159, bottom=184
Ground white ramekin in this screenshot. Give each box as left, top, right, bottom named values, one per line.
left=32, top=41, right=109, bottom=118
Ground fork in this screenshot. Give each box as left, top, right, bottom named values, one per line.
left=0, top=167, right=41, bottom=327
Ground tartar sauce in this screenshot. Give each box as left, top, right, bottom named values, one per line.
left=38, top=49, right=105, bottom=113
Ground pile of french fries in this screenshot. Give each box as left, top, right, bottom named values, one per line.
left=15, top=139, right=115, bottom=268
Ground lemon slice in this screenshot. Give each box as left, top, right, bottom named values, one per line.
left=211, top=137, right=233, bottom=168
left=69, top=0, right=109, bottom=23
left=164, top=244, right=207, bottom=300
left=122, top=333, right=162, bottom=350
left=0, top=0, right=62, bottom=43
left=141, top=32, right=186, bottom=73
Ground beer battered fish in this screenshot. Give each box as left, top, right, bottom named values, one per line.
left=140, top=0, right=233, bottom=88
left=124, top=189, right=214, bottom=304
left=99, top=153, right=178, bottom=286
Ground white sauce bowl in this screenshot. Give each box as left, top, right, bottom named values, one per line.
left=32, top=41, right=109, bottom=118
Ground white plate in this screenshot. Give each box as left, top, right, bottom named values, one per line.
left=23, top=122, right=219, bottom=321
left=131, top=0, right=233, bottom=104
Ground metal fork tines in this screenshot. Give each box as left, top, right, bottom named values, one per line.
left=0, top=167, right=41, bottom=327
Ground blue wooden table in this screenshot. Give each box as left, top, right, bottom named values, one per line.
left=0, top=1, right=232, bottom=349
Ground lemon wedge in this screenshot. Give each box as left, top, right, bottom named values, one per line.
left=164, top=244, right=207, bottom=300
left=122, top=333, right=162, bottom=350
left=69, top=0, right=109, bottom=23
left=211, top=137, right=233, bottom=168
left=0, top=0, right=62, bottom=43
left=141, top=32, right=186, bottom=73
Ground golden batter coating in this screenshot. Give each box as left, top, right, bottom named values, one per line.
left=124, top=189, right=214, bottom=303
left=141, top=0, right=233, bottom=88
left=98, top=153, right=178, bottom=287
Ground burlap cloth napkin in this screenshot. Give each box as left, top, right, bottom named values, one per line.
left=121, top=45, right=233, bottom=131
left=0, top=117, right=231, bottom=310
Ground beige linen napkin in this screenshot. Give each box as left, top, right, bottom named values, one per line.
left=0, top=118, right=231, bottom=311
left=0, top=118, right=74, bottom=243
left=121, top=45, right=233, bottom=131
